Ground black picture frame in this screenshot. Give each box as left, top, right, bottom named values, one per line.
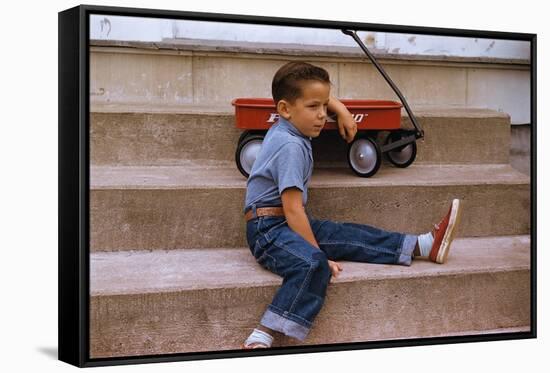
left=59, top=4, right=537, bottom=368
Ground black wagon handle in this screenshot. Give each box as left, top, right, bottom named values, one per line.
left=342, top=29, right=424, bottom=139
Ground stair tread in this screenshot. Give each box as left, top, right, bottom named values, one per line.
left=90, top=235, right=530, bottom=296
left=90, top=163, right=530, bottom=189
left=91, top=101, right=511, bottom=118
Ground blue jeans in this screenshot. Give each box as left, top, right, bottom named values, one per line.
left=245, top=205, right=417, bottom=342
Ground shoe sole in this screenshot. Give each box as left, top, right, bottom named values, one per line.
left=241, top=342, right=269, bottom=349
left=435, top=199, right=463, bottom=264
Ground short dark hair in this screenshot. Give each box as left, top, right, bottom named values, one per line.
left=272, top=61, right=331, bottom=105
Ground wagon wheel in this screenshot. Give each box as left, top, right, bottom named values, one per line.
left=235, top=133, right=265, bottom=178
left=384, top=131, right=417, bottom=168
left=347, top=135, right=381, bottom=178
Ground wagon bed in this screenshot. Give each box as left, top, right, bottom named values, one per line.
left=232, top=98, right=403, bottom=131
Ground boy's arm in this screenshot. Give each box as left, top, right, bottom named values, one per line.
left=281, top=187, right=320, bottom=249
left=281, top=187, right=344, bottom=279
left=328, top=95, right=357, bottom=143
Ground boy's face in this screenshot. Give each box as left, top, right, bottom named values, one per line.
left=277, top=80, right=330, bottom=138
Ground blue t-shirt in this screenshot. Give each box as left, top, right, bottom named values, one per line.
left=243, top=117, right=313, bottom=213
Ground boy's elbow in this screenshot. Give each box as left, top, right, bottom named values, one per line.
left=283, top=205, right=306, bottom=219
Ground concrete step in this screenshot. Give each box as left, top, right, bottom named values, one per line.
left=90, top=107, right=511, bottom=166
left=90, top=163, right=530, bottom=252
left=89, top=235, right=531, bottom=358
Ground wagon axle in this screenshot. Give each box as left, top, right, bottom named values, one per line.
left=234, top=126, right=418, bottom=179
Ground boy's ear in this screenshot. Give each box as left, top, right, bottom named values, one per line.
left=277, top=99, right=292, bottom=119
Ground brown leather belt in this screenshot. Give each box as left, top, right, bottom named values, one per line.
left=245, top=207, right=285, bottom=222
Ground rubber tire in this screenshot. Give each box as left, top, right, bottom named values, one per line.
left=235, top=133, right=265, bottom=178
left=384, top=131, right=417, bottom=168
left=347, top=135, right=382, bottom=178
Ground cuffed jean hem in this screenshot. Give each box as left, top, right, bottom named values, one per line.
left=397, top=234, right=417, bottom=266
left=260, top=308, right=310, bottom=342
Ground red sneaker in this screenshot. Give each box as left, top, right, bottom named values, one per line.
left=429, top=199, right=463, bottom=264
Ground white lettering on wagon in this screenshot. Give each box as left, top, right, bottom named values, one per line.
left=267, top=113, right=368, bottom=124
left=267, top=113, right=280, bottom=123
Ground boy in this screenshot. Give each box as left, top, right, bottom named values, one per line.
left=241, top=62, right=462, bottom=349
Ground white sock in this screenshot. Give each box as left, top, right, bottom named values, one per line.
left=244, top=328, right=273, bottom=348
left=417, top=232, right=434, bottom=257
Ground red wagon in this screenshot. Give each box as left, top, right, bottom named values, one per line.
left=233, top=29, right=425, bottom=178
left=233, top=98, right=417, bottom=178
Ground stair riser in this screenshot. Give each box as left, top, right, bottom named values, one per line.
left=90, top=112, right=510, bottom=166
left=90, top=47, right=530, bottom=124
left=89, top=269, right=529, bottom=358
left=90, top=183, right=529, bottom=252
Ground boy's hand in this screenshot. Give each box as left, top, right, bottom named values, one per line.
left=327, top=96, right=357, bottom=143
left=328, top=260, right=343, bottom=281
left=337, top=112, right=357, bottom=143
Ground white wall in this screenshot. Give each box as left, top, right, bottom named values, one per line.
left=90, top=15, right=530, bottom=60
